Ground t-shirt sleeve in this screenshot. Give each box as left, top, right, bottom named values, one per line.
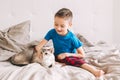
left=44, top=29, right=53, bottom=41
left=72, top=36, right=83, bottom=49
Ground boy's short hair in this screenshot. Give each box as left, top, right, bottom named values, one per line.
left=55, top=8, right=73, bottom=21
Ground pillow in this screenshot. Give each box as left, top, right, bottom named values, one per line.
left=0, top=20, right=30, bottom=61
left=75, top=33, right=94, bottom=47
left=4, top=20, right=30, bottom=45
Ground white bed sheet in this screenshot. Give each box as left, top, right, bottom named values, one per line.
left=0, top=62, right=95, bottom=80
left=0, top=42, right=120, bottom=80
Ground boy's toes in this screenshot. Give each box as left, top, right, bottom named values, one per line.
left=95, top=70, right=105, bottom=77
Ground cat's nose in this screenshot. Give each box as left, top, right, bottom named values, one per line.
left=45, top=53, right=48, bottom=55
left=48, top=64, right=52, bottom=68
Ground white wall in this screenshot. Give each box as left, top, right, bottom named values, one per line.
left=113, top=0, right=120, bottom=44
left=0, top=0, right=115, bottom=44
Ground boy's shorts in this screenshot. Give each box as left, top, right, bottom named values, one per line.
left=56, top=56, right=86, bottom=67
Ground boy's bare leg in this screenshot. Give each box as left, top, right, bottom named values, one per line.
left=81, top=63, right=104, bottom=77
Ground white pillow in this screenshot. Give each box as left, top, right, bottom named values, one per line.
left=75, top=33, right=94, bottom=47
left=0, top=20, right=30, bottom=61
left=5, top=20, right=30, bottom=44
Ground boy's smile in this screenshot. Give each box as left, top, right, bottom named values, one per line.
left=54, top=17, right=72, bottom=36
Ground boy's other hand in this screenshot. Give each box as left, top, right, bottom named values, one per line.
left=57, top=53, right=67, bottom=60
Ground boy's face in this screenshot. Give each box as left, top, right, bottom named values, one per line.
left=54, top=17, right=72, bottom=36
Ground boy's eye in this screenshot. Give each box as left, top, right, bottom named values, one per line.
left=61, top=25, right=64, bottom=28
left=55, top=24, right=58, bottom=26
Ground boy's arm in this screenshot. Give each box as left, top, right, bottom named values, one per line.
left=35, top=39, right=48, bottom=56
left=76, top=47, right=85, bottom=58
left=57, top=47, right=85, bottom=60
left=66, top=47, right=85, bottom=58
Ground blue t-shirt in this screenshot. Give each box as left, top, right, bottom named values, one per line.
left=44, top=29, right=83, bottom=56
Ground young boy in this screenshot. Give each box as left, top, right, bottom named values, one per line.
left=35, top=8, right=104, bottom=77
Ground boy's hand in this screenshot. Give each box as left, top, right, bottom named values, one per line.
left=58, top=52, right=84, bottom=59
left=57, top=53, right=67, bottom=60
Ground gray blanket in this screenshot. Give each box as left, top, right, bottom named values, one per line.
left=0, top=20, right=120, bottom=80
left=0, top=20, right=39, bottom=65
left=0, top=41, right=120, bottom=80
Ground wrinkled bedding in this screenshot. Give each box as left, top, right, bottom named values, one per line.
left=0, top=21, right=120, bottom=80
left=84, top=42, right=120, bottom=80
left=0, top=62, right=95, bottom=80
left=0, top=42, right=120, bottom=80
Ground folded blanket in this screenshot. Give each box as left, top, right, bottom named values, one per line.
left=9, top=40, right=39, bottom=66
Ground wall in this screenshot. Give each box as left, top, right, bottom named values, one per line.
left=113, top=0, right=120, bottom=44
left=0, top=0, right=114, bottom=44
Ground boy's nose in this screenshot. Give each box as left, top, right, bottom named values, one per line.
left=57, top=27, right=61, bottom=31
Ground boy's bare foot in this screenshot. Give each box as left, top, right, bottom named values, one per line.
left=94, top=70, right=104, bottom=77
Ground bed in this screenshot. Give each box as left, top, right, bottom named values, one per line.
left=0, top=20, right=120, bottom=80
